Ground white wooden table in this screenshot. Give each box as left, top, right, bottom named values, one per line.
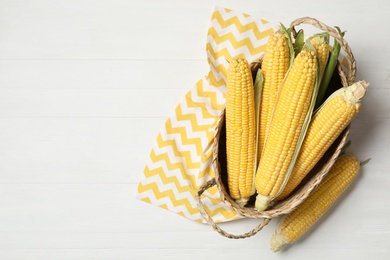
left=1, top=1, right=389, bottom=259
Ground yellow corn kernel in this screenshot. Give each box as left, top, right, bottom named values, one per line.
left=226, top=57, right=256, bottom=206
left=258, top=32, right=291, bottom=163
left=309, top=34, right=330, bottom=77
left=255, top=47, right=318, bottom=211
left=277, top=81, right=368, bottom=200
left=270, top=154, right=361, bottom=252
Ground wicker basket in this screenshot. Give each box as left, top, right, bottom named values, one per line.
left=196, top=17, right=357, bottom=239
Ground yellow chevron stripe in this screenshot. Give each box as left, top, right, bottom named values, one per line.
left=211, top=11, right=260, bottom=33
left=206, top=42, right=231, bottom=61
left=175, top=105, right=210, bottom=132
left=206, top=38, right=268, bottom=61
left=149, top=149, right=198, bottom=187
left=208, top=67, right=227, bottom=86
left=160, top=203, right=169, bottom=210
left=198, top=149, right=214, bottom=180
left=186, top=96, right=216, bottom=120
left=243, top=13, right=250, bottom=19
left=211, top=11, right=275, bottom=40
left=156, top=135, right=190, bottom=163
left=144, top=165, right=196, bottom=193
left=203, top=203, right=238, bottom=220
left=260, top=19, right=269, bottom=25
left=219, top=7, right=273, bottom=27
left=198, top=166, right=211, bottom=181
left=165, top=118, right=203, bottom=156
left=177, top=211, right=186, bottom=218
left=201, top=145, right=213, bottom=164
left=195, top=80, right=224, bottom=111
left=206, top=44, right=265, bottom=88
left=156, top=134, right=200, bottom=169
left=208, top=28, right=268, bottom=56
left=140, top=169, right=236, bottom=221
left=198, top=138, right=226, bottom=196
left=140, top=196, right=152, bottom=204
left=185, top=87, right=216, bottom=120
left=205, top=183, right=219, bottom=196
left=137, top=7, right=278, bottom=223
left=138, top=182, right=200, bottom=215
left=209, top=118, right=219, bottom=133
left=206, top=71, right=227, bottom=88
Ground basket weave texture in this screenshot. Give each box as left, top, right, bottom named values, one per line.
left=196, top=17, right=357, bottom=239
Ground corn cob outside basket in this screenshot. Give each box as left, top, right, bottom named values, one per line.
left=196, top=17, right=358, bottom=239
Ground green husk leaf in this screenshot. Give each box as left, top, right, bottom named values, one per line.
left=339, top=140, right=352, bottom=155
left=293, top=29, right=305, bottom=57
left=315, top=27, right=346, bottom=109
left=252, top=68, right=264, bottom=193
left=360, top=158, right=371, bottom=166
left=274, top=40, right=321, bottom=198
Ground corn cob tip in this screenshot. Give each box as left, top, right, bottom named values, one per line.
left=235, top=198, right=249, bottom=207
left=255, top=194, right=272, bottom=211
left=354, top=80, right=369, bottom=98
left=270, top=231, right=289, bottom=252
left=344, top=80, right=369, bottom=104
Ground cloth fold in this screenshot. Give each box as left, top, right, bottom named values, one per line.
left=136, top=6, right=277, bottom=223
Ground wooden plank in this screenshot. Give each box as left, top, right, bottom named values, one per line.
left=0, top=60, right=208, bottom=90
left=0, top=118, right=163, bottom=183
left=0, top=117, right=387, bottom=184
left=0, top=1, right=387, bottom=63
left=0, top=87, right=385, bottom=118
left=0, top=0, right=210, bottom=60
left=0, top=183, right=388, bottom=258
left=0, top=88, right=190, bottom=118
left=0, top=247, right=388, bottom=260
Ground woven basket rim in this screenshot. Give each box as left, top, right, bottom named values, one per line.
left=196, top=16, right=358, bottom=239
left=211, top=16, right=356, bottom=219
left=213, top=98, right=350, bottom=219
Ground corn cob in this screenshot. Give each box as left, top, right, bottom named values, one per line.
left=225, top=57, right=256, bottom=206
left=309, top=33, right=330, bottom=79
left=270, top=154, right=361, bottom=252
left=257, top=29, right=292, bottom=163
left=276, top=81, right=368, bottom=200
left=254, top=43, right=319, bottom=211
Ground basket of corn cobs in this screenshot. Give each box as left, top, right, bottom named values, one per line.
left=196, top=17, right=369, bottom=249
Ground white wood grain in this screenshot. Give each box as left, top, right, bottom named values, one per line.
left=0, top=60, right=208, bottom=90
left=0, top=87, right=386, bottom=118
left=0, top=0, right=389, bottom=259
left=0, top=118, right=163, bottom=183
left=0, top=184, right=388, bottom=259
left=0, top=88, right=190, bottom=118
left=0, top=0, right=211, bottom=60
left=0, top=118, right=387, bottom=185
